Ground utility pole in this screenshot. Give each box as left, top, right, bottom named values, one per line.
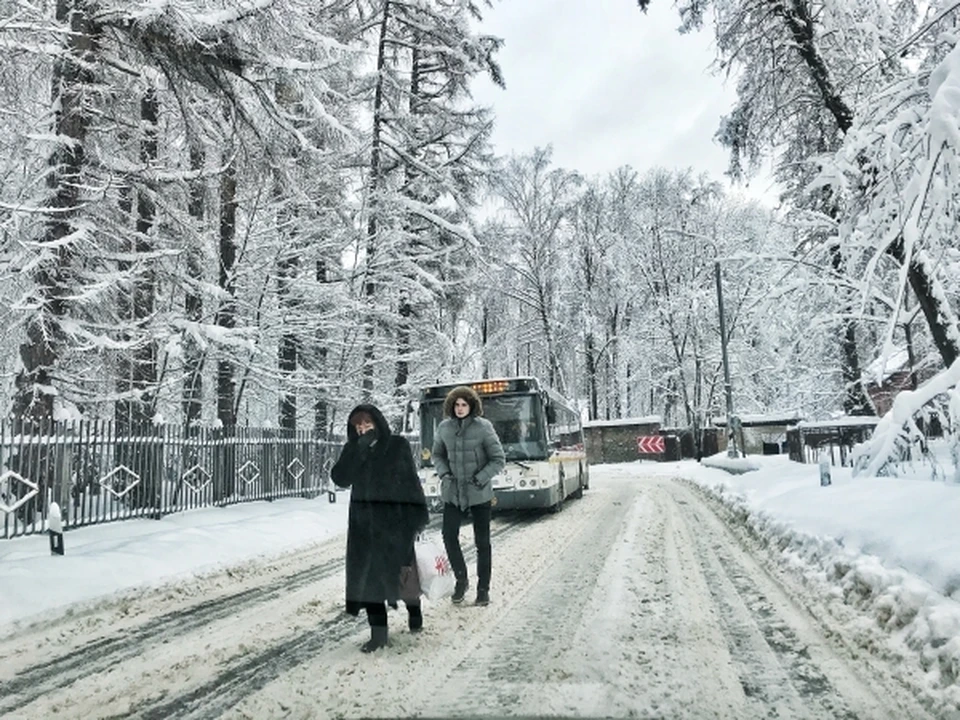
left=715, top=260, right=738, bottom=457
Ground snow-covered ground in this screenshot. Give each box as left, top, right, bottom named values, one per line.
left=0, top=459, right=958, bottom=718
left=0, top=492, right=350, bottom=630
left=648, top=454, right=960, bottom=716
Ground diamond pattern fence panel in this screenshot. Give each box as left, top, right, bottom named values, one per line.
left=0, top=419, right=345, bottom=539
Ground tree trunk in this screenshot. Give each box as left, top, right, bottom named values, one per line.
left=215, top=153, right=238, bottom=502
left=134, top=88, right=159, bottom=421
left=395, top=297, right=412, bottom=395
left=775, top=0, right=854, bottom=134
left=216, top=159, right=238, bottom=428
left=314, top=259, right=330, bottom=438
left=13, top=0, right=95, bottom=421
left=277, top=267, right=298, bottom=433
left=362, top=1, right=392, bottom=399
left=586, top=331, right=599, bottom=420
left=608, top=305, right=621, bottom=419
left=116, top=150, right=135, bottom=427
left=394, top=35, right=418, bottom=403
left=183, top=144, right=205, bottom=428
left=536, top=278, right=563, bottom=392
left=887, top=236, right=960, bottom=368
left=481, top=305, right=490, bottom=377
left=777, top=0, right=959, bottom=381
left=276, top=204, right=298, bottom=432
left=830, top=245, right=872, bottom=415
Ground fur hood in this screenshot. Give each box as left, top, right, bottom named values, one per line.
left=442, top=385, right=483, bottom=418
left=346, top=404, right=392, bottom=444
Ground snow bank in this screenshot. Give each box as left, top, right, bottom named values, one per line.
left=699, top=452, right=761, bottom=474
left=641, top=456, right=960, bottom=708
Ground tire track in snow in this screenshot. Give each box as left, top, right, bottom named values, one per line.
left=0, top=553, right=349, bottom=715
left=221, top=486, right=616, bottom=720
left=666, top=478, right=934, bottom=720
left=105, top=514, right=533, bottom=720
left=416, top=483, right=635, bottom=718
left=0, top=515, right=440, bottom=717
left=121, top=613, right=359, bottom=720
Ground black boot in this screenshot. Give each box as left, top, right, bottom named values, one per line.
left=408, top=605, right=423, bottom=632
left=452, top=577, right=469, bottom=604
left=475, top=589, right=489, bottom=606
left=361, top=625, right=388, bottom=653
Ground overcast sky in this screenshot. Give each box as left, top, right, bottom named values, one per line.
left=470, top=0, right=779, bottom=204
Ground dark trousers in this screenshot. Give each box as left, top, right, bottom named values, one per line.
left=365, top=602, right=387, bottom=627
left=364, top=601, right=420, bottom=627
left=442, top=501, right=492, bottom=592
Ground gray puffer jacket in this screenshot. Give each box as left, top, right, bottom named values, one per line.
left=433, top=413, right=506, bottom=511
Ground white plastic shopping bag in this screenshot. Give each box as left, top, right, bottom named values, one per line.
left=415, top=535, right=456, bottom=602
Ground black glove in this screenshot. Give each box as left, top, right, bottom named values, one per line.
left=357, top=429, right=377, bottom=449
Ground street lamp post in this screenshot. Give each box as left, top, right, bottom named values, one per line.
left=714, top=260, right=738, bottom=458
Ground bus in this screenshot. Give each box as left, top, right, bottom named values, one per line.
left=416, top=377, right=589, bottom=513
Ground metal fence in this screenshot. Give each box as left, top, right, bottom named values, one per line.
left=0, top=420, right=350, bottom=539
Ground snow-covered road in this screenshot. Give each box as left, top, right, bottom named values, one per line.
left=0, top=474, right=940, bottom=719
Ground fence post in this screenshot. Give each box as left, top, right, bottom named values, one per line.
left=55, top=424, right=72, bottom=529
left=49, top=502, right=64, bottom=555
left=819, top=450, right=832, bottom=486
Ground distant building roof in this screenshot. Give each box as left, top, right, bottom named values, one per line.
left=864, top=348, right=910, bottom=385
left=713, top=412, right=802, bottom=427
left=583, top=415, right=662, bottom=428
left=797, top=417, right=880, bottom=429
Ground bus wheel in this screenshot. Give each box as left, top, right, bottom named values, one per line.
left=572, top=463, right=584, bottom=499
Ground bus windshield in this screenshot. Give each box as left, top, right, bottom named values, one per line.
left=420, top=393, right=548, bottom=464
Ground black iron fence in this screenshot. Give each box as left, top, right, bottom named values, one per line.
left=0, top=420, right=353, bottom=539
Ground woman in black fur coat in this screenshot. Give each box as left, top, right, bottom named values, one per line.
left=331, top=404, right=429, bottom=652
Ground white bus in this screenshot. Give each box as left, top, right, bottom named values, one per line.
left=416, top=377, right=589, bottom=513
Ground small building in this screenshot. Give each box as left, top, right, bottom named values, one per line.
left=583, top=416, right=666, bottom=464
left=786, top=417, right=880, bottom=465
left=712, top=412, right=802, bottom=455
left=862, top=348, right=940, bottom=416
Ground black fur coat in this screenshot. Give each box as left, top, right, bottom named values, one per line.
left=331, top=404, right=428, bottom=615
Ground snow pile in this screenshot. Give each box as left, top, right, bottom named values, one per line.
left=644, top=456, right=960, bottom=710
left=713, top=488, right=960, bottom=708
left=699, top=452, right=761, bottom=474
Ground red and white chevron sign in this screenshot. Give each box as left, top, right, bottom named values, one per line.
left=636, top=435, right=665, bottom=454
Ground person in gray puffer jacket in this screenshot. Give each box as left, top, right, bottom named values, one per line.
left=432, top=385, right=506, bottom=606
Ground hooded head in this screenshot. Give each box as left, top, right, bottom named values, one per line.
left=442, top=386, right=483, bottom=419
left=346, top=404, right=392, bottom=444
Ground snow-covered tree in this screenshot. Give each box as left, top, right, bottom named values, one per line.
left=1, top=1, right=358, bottom=428
left=483, top=147, right=582, bottom=394
left=350, top=0, right=502, bottom=414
